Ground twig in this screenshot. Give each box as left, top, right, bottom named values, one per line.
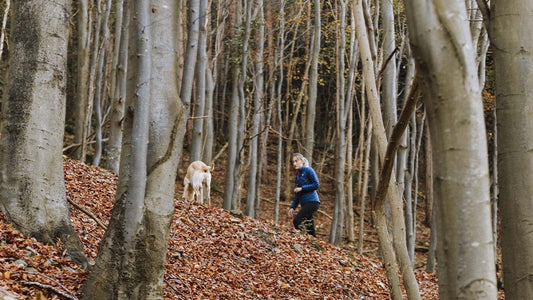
left=475, top=0, right=491, bottom=31
left=67, top=197, right=108, bottom=230
left=20, top=281, right=78, bottom=300
left=62, top=137, right=109, bottom=152
left=62, top=118, right=111, bottom=153
left=374, top=77, right=420, bottom=210
left=14, top=270, right=77, bottom=299
left=212, top=142, right=228, bottom=163
left=164, top=279, right=189, bottom=299
left=15, top=270, right=79, bottom=300
left=377, top=46, right=400, bottom=84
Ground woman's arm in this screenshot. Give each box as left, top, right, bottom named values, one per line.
left=290, top=195, right=299, bottom=209
left=300, top=167, right=320, bottom=192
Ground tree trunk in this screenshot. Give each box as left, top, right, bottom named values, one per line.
left=345, top=4, right=359, bottom=244
left=411, top=110, right=425, bottom=265
left=0, top=0, right=87, bottom=267
left=426, top=198, right=437, bottom=273
left=274, top=0, right=286, bottom=223
left=81, top=0, right=103, bottom=162
left=358, top=121, right=372, bottom=255
left=73, top=0, right=90, bottom=160
left=92, top=0, right=112, bottom=167
left=404, top=0, right=497, bottom=298
left=381, top=0, right=397, bottom=137
left=235, top=0, right=251, bottom=212
left=424, top=121, right=433, bottom=227
left=353, top=1, right=402, bottom=298
left=330, top=0, right=349, bottom=246
left=105, top=0, right=128, bottom=174
left=83, top=0, right=183, bottom=297
left=191, top=0, right=208, bottom=162
left=223, top=0, right=243, bottom=211
left=404, top=114, right=415, bottom=264
left=354, top=0, right=421, bottom=297
left=490, top=0, right=533, bottom=298
left=0, top=0, right=9, bottom=62
left=402, top=56, right=416, bottom=265
left=248, top=0, right=265, bottom=218
left=304, top=0, right=320, bottom=163
left=181, top=0, right=200, bottom=160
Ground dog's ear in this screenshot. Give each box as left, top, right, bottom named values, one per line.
left=210, top=162, right=215, bottom=172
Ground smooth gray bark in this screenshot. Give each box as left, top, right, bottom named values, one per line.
left=223, top=0, right=243, bottom=211
left=0, top=0, right=87, bottom=267
left=73, top=0, right=90, bottom=160
left=303, top=0, right=320, bottom=163
left=490, top=0, right=533, bottom=298
left=274, top=0, right=286, bottom=223
left=358, top=120, right=372, bottom=255
left=247, top=0, right=265, bottom=218
left=92, top=0, right=112, bottom=167
left=191, top=0, right=208, bottom=162
left=84, top=0, right=183, bottom=298
left=355, top=0, right=421, bottom=297
left=181, top=0, right=200, bottom=152
left=81, top=0, right=102, bottom=162
left=353, top=1, right=401, bottom=298
left=105, top=0, right=128, bottom=174
left=404, top=0, right=497, bottom=298
left=330, top=0, right=349, bottom=246
left=381, top=0, right=397, bottom=137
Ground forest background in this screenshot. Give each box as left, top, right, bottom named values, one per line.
left=0, top=0, right=530, bottom=299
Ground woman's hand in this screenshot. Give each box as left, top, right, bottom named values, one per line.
left=288, top=208, right=295, bottom=218
left=294, top=187, right=302, bottom=193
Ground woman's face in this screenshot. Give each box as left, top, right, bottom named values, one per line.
left=292, top=156, right=304, bottom=170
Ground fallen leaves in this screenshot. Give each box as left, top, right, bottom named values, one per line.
left=0, top=158, right=440, bottom=299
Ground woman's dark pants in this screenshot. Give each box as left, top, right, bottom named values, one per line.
left=293, top=202, right=320, bottom=237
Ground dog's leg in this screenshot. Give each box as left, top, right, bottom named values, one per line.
left=194, top=185, right=202, bottom=203
left=200, top=185, right=204, bottom=204
left=206, top=175, right=211, bottom=206
left=182, top=178, right=190, bottom=200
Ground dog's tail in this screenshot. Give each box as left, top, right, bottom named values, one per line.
left=210, top=162, right=215, bottom=172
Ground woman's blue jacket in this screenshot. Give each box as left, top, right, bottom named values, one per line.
left=290, top=166, right=320, bottom=209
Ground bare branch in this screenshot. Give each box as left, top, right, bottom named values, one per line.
left=67, top=196, right=108, bottom=230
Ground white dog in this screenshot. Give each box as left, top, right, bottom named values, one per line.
left=182, top=161, right=214, bottom=205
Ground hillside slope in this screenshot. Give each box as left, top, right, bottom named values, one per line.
left=0, top=158, right=438, bottom=299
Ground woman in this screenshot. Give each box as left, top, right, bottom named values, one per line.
left=288, top=153, right=320, bottom=237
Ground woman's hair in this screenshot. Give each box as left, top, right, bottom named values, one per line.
left=293, top=153, right=310, bottom=167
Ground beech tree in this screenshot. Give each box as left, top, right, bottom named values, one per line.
left=0, top=0, right=87, bottom=266
left=191, top=0, right=208, bottom=161
left=404, top=0, right=497, bottom=297
left=83, top=0, right=185, bottom=297
left=72, top=0, right=90, bottom=161
left=354, top=0, right=420, bottom=297
left=246, top=0, right=265, bottom=218
left=330, top=0, right=349, bottom=246
left=484, top=0, right=533, bottom=298
left=303, top=0, right=321, bottom=163
left=223, top=0, right=244, bottom=211
left=105, top=0, right=128, bottom=173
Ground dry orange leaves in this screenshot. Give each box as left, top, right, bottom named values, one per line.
left=0, top=158, right=439, bottom=299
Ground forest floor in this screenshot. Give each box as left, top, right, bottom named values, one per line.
left=0, top=157, right=443, bottom=299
